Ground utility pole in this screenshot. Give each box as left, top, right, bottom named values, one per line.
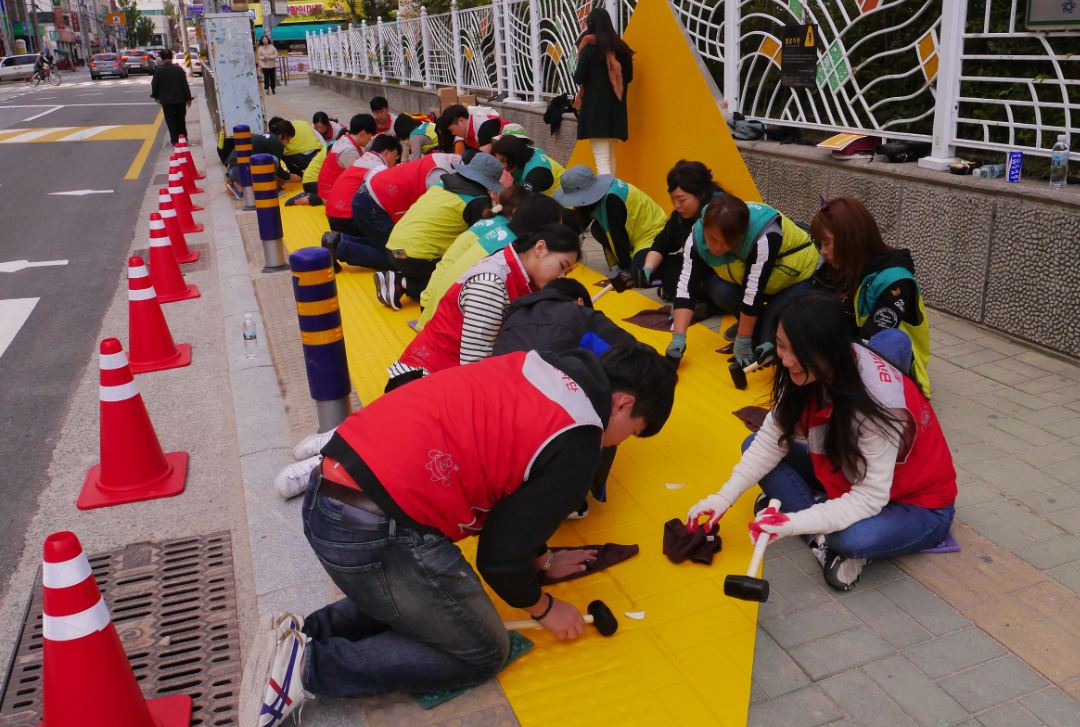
left=27, top=0, right=43, bottom=51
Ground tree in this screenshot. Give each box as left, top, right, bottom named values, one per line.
left=134, top=16, right=155, bottom=46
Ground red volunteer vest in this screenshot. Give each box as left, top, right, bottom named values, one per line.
left=366, top=155, right=442, bottom=222
left=317, top=134, right=363, bottom=202
left=325, top=153, right=385, bottom=220
left=336, top=350, right=603, bottom=539
left=801, top=345, right=956, bottom=509
left=399, top=246, right=534, bottom=373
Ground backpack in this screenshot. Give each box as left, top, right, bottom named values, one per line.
left=727, top=112, right=766, bottom=141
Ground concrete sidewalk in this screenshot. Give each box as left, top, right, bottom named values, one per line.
left=241, top=81, right=1080, bottom=725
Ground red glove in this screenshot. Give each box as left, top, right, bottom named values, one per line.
left=748, top=506, right=791, bottom=543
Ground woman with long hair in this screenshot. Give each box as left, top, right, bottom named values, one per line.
left=686, top=293, right=956, bottom=591
left=573, top=8, right=633, bottom=175
left=810, top=196, right=932, bottom=398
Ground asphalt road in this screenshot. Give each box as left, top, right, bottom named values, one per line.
left=0, top=68, right=197, bottom=581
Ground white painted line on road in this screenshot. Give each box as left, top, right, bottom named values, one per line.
left=0, top=298, right=39, bottom=361
left=48, top=189, right=114, bottom=196
left=0, top=259, right=70, bottom=273
left=77, top=93, right=104, bottom=97
left=54, top=125, right=117, bottom=141
left=0, top=128, right=70, bottom=143
left=23, top=105, right=61, bottom=122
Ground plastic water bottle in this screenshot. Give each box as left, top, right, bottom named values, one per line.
left=1050, top=135, right=1069, bottom=190
left=973, top=164, right=1003, bottom=179
left=242, top=314, right=258, bottom=359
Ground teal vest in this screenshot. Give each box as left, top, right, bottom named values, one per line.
left=474, top=216, right=515, bottom=254
left=436, top=179, right=484, bottom=206
left=692, top=202, right=780, bottom=267
left=594, top=179, right=630, bottom=233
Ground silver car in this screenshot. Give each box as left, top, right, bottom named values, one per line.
left=0, top=54, right=39, bottom=83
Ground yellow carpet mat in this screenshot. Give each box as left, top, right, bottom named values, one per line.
left=280, top=195, right=773, bottom=725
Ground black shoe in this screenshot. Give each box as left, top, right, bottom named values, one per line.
left=320, top=231, right=341, bottom=273
left=753, top=492, right=769, bottom=516
left=724, top=322, right=738, bottom=341
left=822, top=550, right=868, bottom=592
left=566, top=500, right=589, bottom=520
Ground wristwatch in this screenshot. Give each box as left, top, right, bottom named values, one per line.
left=540, top=549, right=555, bottom=572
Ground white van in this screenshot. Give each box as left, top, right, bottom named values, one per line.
left=0, top=54, right=39, bottom=82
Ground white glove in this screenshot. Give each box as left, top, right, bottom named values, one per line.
left=686, top=492, right=735, bottom=532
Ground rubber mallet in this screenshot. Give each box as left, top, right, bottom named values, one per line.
left=729, top=347, right=776, bottom=390
left=724, top=498, right=781, bottom=602
left=591, top=284, right=614, bottom=304
left=503, top=599, right=619, bottom=636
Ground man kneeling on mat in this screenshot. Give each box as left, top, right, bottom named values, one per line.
left=241, top=343, right=677, bottom=725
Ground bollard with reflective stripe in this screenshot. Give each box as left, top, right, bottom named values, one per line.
left=233, top=124, right=256, bottom=211
left=290, top=246, right=351, bottom=431
left=251, top=152, right=288, bottom=272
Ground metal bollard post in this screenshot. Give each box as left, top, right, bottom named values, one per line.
left=233, top=124, right=256, bottom=211
left=289, top=247, right=352, bottom=431
left=250, top=153, right=289, bottom=272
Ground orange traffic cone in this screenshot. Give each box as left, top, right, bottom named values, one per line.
left=169, top=171, right=203, bottom=234
left=126, top=256, right=191, bottom=374
left=78, top=337, right=188, bottom=510
left=171, top=152, right=204, bottom=196
left=158, top=188, right=199, bottom=263
left=40, top=530, right=193, bottom=725
left=147, top=212, right=199, bottom=303
left=176, top=135, right=205, bottom=180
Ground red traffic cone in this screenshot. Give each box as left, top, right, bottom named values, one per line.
left=147, top=212, right=200, bottom=303
left=78, top=338, right=188, bottom=510
left=170, top=153, right=204, bottom=202
left=158, top=188, right=199, bottom=262
left=169, top=172, right=203, bottom=234
left=40, top=531, right=193, bottom=726
left=176, top=135, right=205, bottom=180
left=127, top=256, right=192, bottom=374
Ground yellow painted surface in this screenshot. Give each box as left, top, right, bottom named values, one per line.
left=279, top=160, right=771, bottom=722
left=124, top=111, right=163, bottom=180
left=566, top=0, right=762, bottom=208
left=0, top=116, right=164, bottom=181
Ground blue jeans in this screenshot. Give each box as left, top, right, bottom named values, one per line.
left=336, top=233, right=393, bottom=270
left=741, top=435, right=954, bottom=559
left=300, top=473, right=509, bottom=698
left=351, top=190, right=394, bottom=250
left=705, top=278, right=812, bottom=345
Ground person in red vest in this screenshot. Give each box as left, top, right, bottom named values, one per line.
left=316, top=114, right=377, bottom=202
left=686, top=292, right=956, bottom=591
left=241, top=344, right=677, bottom=721
left=370, top=95, right=398, bottom=137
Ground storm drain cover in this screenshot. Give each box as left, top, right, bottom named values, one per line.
left=0, top=532, right=241, bottom=726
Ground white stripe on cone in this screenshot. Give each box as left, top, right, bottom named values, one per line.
left=43, top=597, right=111, bottom=641
left=149, top=237, right=170, bottom=248
left=129, top=264, right=149, bottom=278
left=99, top=350, right=128, bottom=370
left=160, top=206, right=177, bottom=218
left=100, top=381, right=139, bottom=401
left=128, top=287, right=156, bottom=301
left=42, top=553, right=93, bottom=589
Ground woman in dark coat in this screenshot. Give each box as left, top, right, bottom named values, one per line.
left=573, top=8, right=633, bottom=176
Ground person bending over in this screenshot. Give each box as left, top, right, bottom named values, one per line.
left=393, top=113, right=439, bottom=160
left=290, top=113, right=378, bottom=207
left=242, top=343, right=677, bottom=726
left=686, top=293, right=955, bottom=591
left=437, top=103, right=507, bottom=158
left=491, top=130, right=566, bottom=196
left=268, top=116, right=324, bottom=175
left=312, top=111, right=345, bottom=143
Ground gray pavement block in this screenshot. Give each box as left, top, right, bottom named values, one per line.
left=979, top=498, right=1067, bottom=540
left=427, top=702, right=519, bottom=727
left=1013, top=351, right=1077, bottom=374
left=752, top=628, right=811, bottom=698
left=991, top=387, right=1058, bottom=412
left=220, top=271, right=261, bottom=316
left=747, top=686, right=843, bottom=727
left=955, top=480, right=1002, bottom=509
left=902, top=628, right=1007, bottom=680
left=223, top=311, right=275, bottom=373
left=1016, top=405, right=1080, bottom=427
left=1022, top=487, right=1080, bottom=515
left=1046, top=560, right=1080, bottom=593
left=1016, top=374, right=1078, bottom=396
left=761, top=602, right=861, bottom=650
left=231, top=365, right=295, bottom=456
left=1013, top=534, right=1080, bottom=570
left=1042, top=416, right=1080, bottom=440
left=975, top=701, right=1044, bottom=727
left=972, top=335, right=1032, bottom=358
left=878, top=578, right=970, bottom=637
left=948, top=349, right=1008, bottom=370
left=751, top=680, right=770, bottom=705
left=835, top=559, right=907, bottom=594
left=1019, top=687, right=1080, bottom=727
left=1041, top=455, right=1080, bottom=485
left=843, top=590, right=933, bottom=649
left=957, top=505, right=1039, bottom=553
left=1046, top=506, right=1080, bottom=534
left=862, top=655, right=969, bottom=727
left=819, top=670, right=918, bottom=727
left=257, top=579, right=342, bottom=621
left=938, top=656, right=1049, bottom=712
left=987, top=417, right=1061, bottom=446
left=762, top=556, right=837, bottom=610
left=961, top=457, right=1064, bottom=495
left=789, top=628, right=896, bottom=681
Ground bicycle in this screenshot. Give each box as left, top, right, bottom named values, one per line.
left=24, top=67, right=62, bottom=87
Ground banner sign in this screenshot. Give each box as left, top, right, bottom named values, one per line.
left=781, top=24, right=818, bottom=88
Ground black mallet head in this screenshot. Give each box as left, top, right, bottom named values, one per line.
left=728, top=361, right=748, bottom=390
left=724, top=574, right=770, bottom=602
left=586, top=599, right=619, bottom=636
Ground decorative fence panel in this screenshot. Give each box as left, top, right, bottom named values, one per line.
left=307, top=0, right=1078, bottom=160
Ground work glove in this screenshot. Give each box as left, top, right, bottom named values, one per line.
left=734, top=335, right=755, bottom=368
left=755, top=341, right=776, bottom=366
left=633, top=266, right=653, bottom=289
left=686, top=492, right=734, bottom=533
left=608, top=269, right=635, bottom=293
left=749, top=506, right=793, bottom=543
left=666, top=332, right=686, bottom=369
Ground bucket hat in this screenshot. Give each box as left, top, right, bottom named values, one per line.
left=553, top=165, right=614, bottom=207
left=456, top=152, right=505, bottom=194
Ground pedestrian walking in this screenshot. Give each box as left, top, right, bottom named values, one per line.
left=150, top=49, right=192, bottom=146
left=258, top=36, right=278, bottom=94
left=573, top=8, right=634, bottom=176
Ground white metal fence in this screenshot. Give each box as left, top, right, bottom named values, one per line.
left=307, top=0, right=1079, bottom=161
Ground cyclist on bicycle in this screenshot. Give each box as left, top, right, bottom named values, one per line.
left=34, top=49, right=53, bottom=81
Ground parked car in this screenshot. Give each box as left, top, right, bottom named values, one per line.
left=118, top=49, right=153, bottom=74
left=188, top=50, right=203, bottom=76
left=0, top=53, right=39, bottom=82
left=89, top=53, right=129, bottom=80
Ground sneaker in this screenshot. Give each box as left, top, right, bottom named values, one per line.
left=566, top=501, right=589, bottom=520
left=292, top=430, right=335, bottom=460
left=373, top=271, right=402, bottom=310
left=753, top=492, right=769, bottom=516
left=822, top=550, right=868, bottom=591
left=723, top=322, right=738, bottom=341
left=274, top=455, right=322, bottom=499
left=239, top=613, right=311, bottom=726
left=320, top=232, right=341, bottom=273
left=810, top=535, right=828, bottom=568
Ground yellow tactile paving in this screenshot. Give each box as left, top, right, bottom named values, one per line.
left=279, top=191, right=772, bottom=725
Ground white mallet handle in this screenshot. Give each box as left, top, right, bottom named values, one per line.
left=503, top=615, right=595, bottom=631
left=745, top=498, right=782, bottom=577
left=591, top=284, right=614, bottom=303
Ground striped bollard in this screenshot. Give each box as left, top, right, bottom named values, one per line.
left=250, top=152, right=288, bottom=272
left=290, top=247, right=351, bottom=431
left=233, top=124, right=256, bottom=211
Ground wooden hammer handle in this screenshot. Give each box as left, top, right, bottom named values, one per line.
left=745, top=498, right=782, bottom=577
left=503, top=614, right=595, bottom=631
left=591, top=284, right=614, bottom=303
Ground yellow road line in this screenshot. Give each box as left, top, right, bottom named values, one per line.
left=123, top=110, right=163, bottom=181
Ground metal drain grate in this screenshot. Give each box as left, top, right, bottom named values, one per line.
left=152, top=172, right=171, bottom=185
left=0, top=532, right=241, bottom=726
left=132, top=242, right=211, bottom=273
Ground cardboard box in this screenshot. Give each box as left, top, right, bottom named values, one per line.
left=458, top=94, right=477, bottom=107
left=437, top=87, right=459, bottom=111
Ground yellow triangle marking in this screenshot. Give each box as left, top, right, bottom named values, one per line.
left=806, top=24, right=815, bottom=47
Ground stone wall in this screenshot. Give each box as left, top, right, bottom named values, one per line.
left=310, top=72, right=1080, bottom=358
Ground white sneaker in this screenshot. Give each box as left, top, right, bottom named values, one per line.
left=274, top=456, right=321, bottom=499
left=239, top=613, right=311, bottom=726
left=292, top=430, right=335, bottom=461
left=810, top=535, right=828, bottom=568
